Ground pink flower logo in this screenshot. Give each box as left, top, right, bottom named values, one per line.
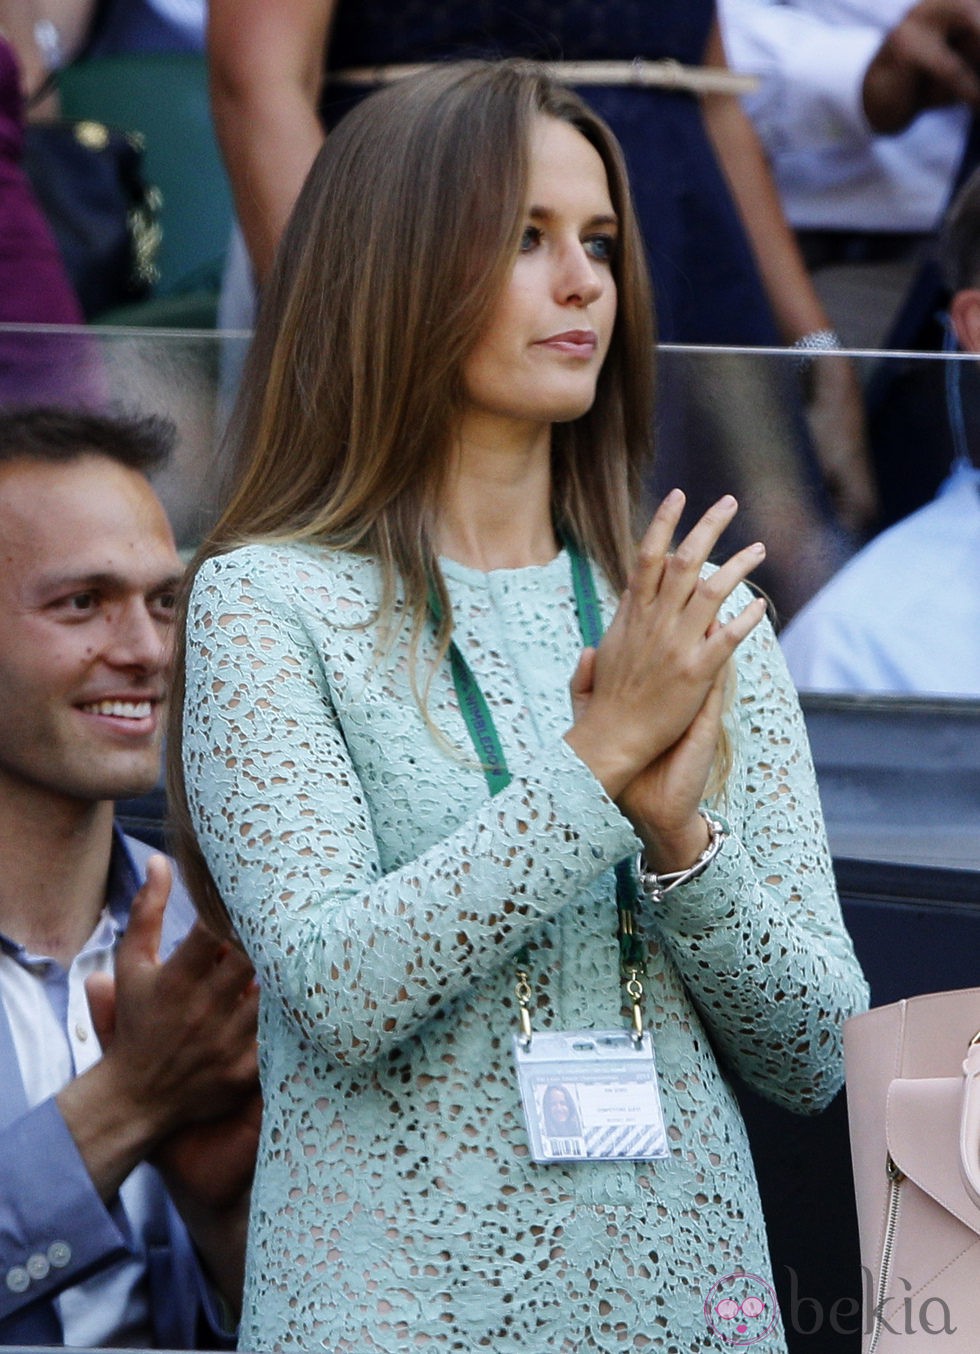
left=704, top=1271, right=779, bottom=1346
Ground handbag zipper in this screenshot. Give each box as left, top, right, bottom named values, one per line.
left=868, top=1154, right=905, bottom=1354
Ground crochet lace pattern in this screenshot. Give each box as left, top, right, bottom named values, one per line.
left=183, top=543, right=868, bottom=1353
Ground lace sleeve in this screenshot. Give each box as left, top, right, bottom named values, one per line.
left=181, top=548, right=640, bottom=1066
left=652, top=602, right=869, bottom=1114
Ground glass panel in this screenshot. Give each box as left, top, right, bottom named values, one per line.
left=1, top=326, right=977, bottom=706
left=655, top=343, right=980, bottom=706
left=0, top=323, right=248, bottom=550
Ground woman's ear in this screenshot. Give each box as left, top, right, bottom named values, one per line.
left=949, top=288, right=980, bottom=356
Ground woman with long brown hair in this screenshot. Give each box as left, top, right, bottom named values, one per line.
left=171, top=61, right=866, bottom=1352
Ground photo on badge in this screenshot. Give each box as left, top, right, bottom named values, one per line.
left=513, top=1030, right=672, bottom=1164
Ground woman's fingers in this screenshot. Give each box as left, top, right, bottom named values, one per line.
left=653, top=494, right=742, bottom=606
left=698, top=539, right=766, bottom=596
left=630, top=493, right=766, bottom=638
left=680, top=539, right=766, bottom=634
left=631, top=491, right=744, bottom=611
left=629, top=488, right=686, bottom=603
left=703, top=592, right=768, bottom=662
left=572, top=492, right=767, bottom=795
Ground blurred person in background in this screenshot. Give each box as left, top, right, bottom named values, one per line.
left=0, top=3, right=86, bottom=401
left=720, top=0, right=980, bottom=344
left=781, top=164, right=980, bottom=696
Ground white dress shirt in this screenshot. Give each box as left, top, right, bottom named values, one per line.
left=780, top=461, right=980, bottom=694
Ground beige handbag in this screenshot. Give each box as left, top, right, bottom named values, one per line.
left=844, top=989, right=980, bottom=1353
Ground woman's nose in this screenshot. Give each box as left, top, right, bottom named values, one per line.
left=556, top=242, right=604, bottom=306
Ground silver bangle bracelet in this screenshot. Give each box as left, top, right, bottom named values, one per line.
left=791, top=328, right=843, bottom=354
left=791, top=328, right=843, bottom=373
left=636, top=809, right=728, bottom=903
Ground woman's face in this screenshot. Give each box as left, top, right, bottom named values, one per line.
left=546, top=1088, right=571, bottom=1121
left=548, top=1088, right=572, bottom=1124
left=459, top=115, right=618, bottom=445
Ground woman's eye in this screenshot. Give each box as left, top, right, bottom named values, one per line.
left=585, top=234, right=617, bottom=263
left=519, top=225, right=542, bottom=253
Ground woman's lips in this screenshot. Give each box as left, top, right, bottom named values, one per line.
left=535, top=330, right=598, bottom=356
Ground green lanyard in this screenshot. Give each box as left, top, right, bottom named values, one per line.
left=428, top=541, right=647, bottom=1038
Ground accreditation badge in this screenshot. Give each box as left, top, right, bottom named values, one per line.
left=513, top=1029, right=671, bottom=1164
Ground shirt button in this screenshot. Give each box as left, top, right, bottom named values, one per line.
left=75, top=1024, right=89, bottom=1042
left=6, top=1266, right=29, bottom=1293
left=26, top=1253, right=50, bottom=1281
left=48, top=1241, right=71, bottom=1269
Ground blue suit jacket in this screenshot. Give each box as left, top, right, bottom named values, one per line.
left=0, top=833, right=230, bottom=1348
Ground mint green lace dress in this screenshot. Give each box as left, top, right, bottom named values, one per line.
left=182, top=543, right=868, bottom=1354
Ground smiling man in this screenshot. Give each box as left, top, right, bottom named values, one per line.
left=0, top=407, right=259, bottom=1349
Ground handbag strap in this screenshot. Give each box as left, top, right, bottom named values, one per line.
left=960, top=1036, right=980, bottom=1207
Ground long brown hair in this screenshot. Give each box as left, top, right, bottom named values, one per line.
left=168, top=60, right=656, bottom=935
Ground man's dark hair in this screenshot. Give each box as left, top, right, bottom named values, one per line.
left=0, top=406, right=176, bottom=475
left=941, top=168, right=980, bottom=294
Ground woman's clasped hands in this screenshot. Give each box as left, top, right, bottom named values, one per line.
left=565, top=490, right=767, bottom=875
